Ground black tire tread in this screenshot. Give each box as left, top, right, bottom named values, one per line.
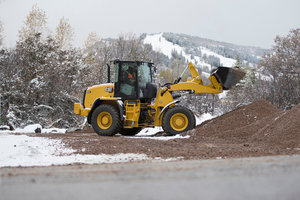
left=91, top=104, right=122, bottom=136
left=162, top=105, right=195, bottom=136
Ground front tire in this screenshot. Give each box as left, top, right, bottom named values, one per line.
left=162, top=106, right=195, bottom=135
left=91, top=105, right=121, bottom=136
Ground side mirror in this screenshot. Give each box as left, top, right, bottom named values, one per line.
left=106, top=64, right=111, bottom=83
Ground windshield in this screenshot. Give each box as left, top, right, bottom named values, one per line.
left=138, top=63, right=152, bottom=88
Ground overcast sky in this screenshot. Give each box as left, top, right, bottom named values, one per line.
left=0, top=0, right=299, bottom=48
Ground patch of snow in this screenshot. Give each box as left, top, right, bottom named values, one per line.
left=137, top=126, right=163, bottom=136
left=218, top=90, right=228, bottom=99
left=0, top=133, right=149, bottom=167
left=0, top=125, right=10, bottom=130
left=42, top=128, right=67, bottom=134
left=0, top=124, right=67, bottom=134
left=257, top=73, right=273, bottom=82
left=195, top=113, right=215, bottom=125
left=14, top=124, right=42, bottom=134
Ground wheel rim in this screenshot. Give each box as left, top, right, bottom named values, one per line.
left=170, top=113, right=188, bottom=131
left=97, top=112, right=112, bottom=130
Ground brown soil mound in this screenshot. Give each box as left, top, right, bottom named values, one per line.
left=250, top=103, right=300, bottom=148
left=187, top=99, right=280, bottom=140
left=34, top=99, right=300, bottom=160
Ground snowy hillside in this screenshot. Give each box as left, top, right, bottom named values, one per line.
left=143, top=33, right=235, bottom=70
left=142, top=32, right=267, bottom=72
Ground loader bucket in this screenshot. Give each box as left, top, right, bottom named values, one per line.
left=211, top=67, right=245, bottom=90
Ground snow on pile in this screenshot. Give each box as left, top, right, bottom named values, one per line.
left=0, top=133, right=149, bottom=167
left=195, top=113, right=215, bottom=125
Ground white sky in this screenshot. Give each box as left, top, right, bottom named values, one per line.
left=0, top=0, right=299, bottom=48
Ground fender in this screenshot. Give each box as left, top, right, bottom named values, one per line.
left=158, top=100, right=180, bottom=120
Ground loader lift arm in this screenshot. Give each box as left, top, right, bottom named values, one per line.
left=151, top=62, right=245, bottom=126
left=160, top=62, right=224, bottom=97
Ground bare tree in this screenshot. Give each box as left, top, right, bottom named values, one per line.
left=55, top=17, right=74, bottom=49
left=84, top=32, right=100, bottom=48
left=0, top=20, right=3, bottom=46
left=112, top=33, right=153, bottom=62
left=259, top=28, right=300, bottom=109
left=18, top=4, right=47, bottom=41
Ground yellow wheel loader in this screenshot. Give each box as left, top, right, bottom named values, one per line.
left=74, top=60, right=245, bottom=136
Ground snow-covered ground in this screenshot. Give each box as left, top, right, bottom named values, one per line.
left=0, top=133, right=149, bottom=167
left=0, top=114, right=215, bottom=167
left=0, top=124, right=67, bottom=134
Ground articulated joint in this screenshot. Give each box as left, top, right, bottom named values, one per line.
left=117, top=100, right=125, bottom=121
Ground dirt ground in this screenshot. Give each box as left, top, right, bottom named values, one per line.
left=36, top=99, right=300, bottom=159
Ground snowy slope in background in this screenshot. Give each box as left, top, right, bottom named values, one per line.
left=144, top=33, right=211, bottom=69
left=143, top=32, right=268, bottom=73
left=199, top=46, right=236, bottom=67
left=143, top=33, right=183, bottom=59
left=143, top=33, right=236, bottom=68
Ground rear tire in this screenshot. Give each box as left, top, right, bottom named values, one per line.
left=91, top=105, right=121, bottom=136
left=119, top=128, right=142, bottom=136
left=162, top=106, right=195, bottom=135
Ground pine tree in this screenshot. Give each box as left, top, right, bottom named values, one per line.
left=233, top=55, right=243, bottom=69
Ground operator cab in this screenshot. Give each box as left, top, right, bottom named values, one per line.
left=112, top=60, right=157, bottom=100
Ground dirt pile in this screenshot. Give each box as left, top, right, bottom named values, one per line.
left=36, top=99, right=300, bottom=160
left=186, top=99, right=300, bottom=156
left=187, top=99, right=280, bottom=141
left=250, top=103, right=300, bottom=148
